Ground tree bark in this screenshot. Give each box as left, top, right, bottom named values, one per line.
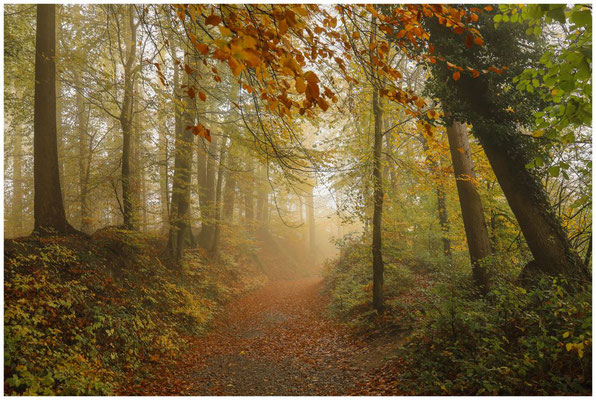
left=436, top=184, right=451, bottom=257
left=305, top=182, right=316, bottom=257
left=12, top=119, right=23, bottom=236
left=33, top=4, right=75, bottom=235
left=445, top=120, right=491, bottom=293
left=159, top=104, right=169, bottom=235
left=166, top=50, right=196, bottom=264
left=197, top=136, right=217, bottom=249
left=479, top=135, right=590, bottom=285
left=211, top=138, right=228, bottom=254
left=119, top=5, right=137, bottom=230
left=75, top=70, right=91, bottom=233
left=222, top=156, right=237, bottom=222
left=371, top=86, right=384, bottom=312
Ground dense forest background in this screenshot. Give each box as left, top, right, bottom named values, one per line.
left=4, top=3, right=592, bottom=396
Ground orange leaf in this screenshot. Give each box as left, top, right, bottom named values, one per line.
left=483, top=5, right=493, bottom=12
left=195, top=43, right=209, bottom=55
left=187, top=87, right=195, bottom=99
left=198, top=91, right=206, bottom=102
left=205, top=14, right=222, bottom=26
left=474, top=36, right=484, bottom=46
left=453, top=71, right=461, bottom=81
left=317, top=97, right=329, bottom=111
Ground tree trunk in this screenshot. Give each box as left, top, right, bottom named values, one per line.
left=445, top=120, right=491, bottom=293
left=33, top=4, right=75, bottom=235
left=12, top=120, right=23, bottom=236
left=480, top=135, right=590, bottom=286
left=222, top=156, right=237, bottom=222
left=419, top=132, right=452, bottom=258
left=305, top=182, right=316, bottom=257
left=211, top=138, right=228, bottom=254
left=166, top=51, right=196, bottom=264
left=119, top=5, right=137, bottom=230
left=243, top=159, right=255, bottom=231
left=159, top=105, right=169, bottom=235
left=436, top=184, right=451, bottom=257
left=55, top=6, right=67, bottom=218
left=371, top=86, right=384, bottom=312
left=75, top=69, right=91, bottom=233
left=197, top=136, right=217, bottom=249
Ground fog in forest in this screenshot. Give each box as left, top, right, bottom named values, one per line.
left=4, top=4, right=591, bottom=396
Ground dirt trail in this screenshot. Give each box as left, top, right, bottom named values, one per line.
left=123, top=278, right=394, bottom=395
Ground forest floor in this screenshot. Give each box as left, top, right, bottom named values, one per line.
left=121, top=277, right=407, bottom=395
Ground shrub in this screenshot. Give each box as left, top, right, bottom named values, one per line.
left=397, top=275, right=592, bottom=395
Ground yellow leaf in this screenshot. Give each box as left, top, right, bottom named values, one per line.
left=563, top=331, right=570, bottom=338
left=566, top=343, right=573, bottom=352
left=219, top=26, right=233, bottom=37
left=295, top=76, right=306, bottom=94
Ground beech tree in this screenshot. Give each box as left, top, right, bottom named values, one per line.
left=33, top=4, right=76, bottom=235
left=425, top=6, right=590, bottom=287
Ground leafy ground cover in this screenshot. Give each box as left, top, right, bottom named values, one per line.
left=324, top=239, right=592, bottom=396
left=4, top=228, right=265, bottom=395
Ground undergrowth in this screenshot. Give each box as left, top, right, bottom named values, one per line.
left=4, top=227, right=265, bottom=395
left=325, top=237, right=592, bottom=395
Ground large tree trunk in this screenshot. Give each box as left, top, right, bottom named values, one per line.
left=33, top=4, right=75, bottom=235
left=119, top=5, right=137, bottom=230
left=371, top=86, right=384, bottom=312
left=480, top=136, right=590, bottom=286
left=55, top=7, right=67, bottom=218
left=166, top=51, right=196, bottom=264
left=445, top=120, right=491, bottom=293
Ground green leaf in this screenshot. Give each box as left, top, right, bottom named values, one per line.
left=570, top=10, right=591, bottom=27
left=548, top=166, right=560, bottom=177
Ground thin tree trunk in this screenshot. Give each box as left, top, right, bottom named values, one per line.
left=33, top=4, right=75, bottom=235
left=305, top=182, right=316, bottom=257
left=159, top=105, right=169, bottom=235
left=75, top=70, right=91, bottom=232
left=371, top=85, right=385, bottom=311
left=420, top=132, right=452, bottom=257
left=445, top=120, right=491, bottom=293
left=12, top=121, right=23, bottom=236
left=222, top=156, right=237, bottom=222
left=436, top=184, right=451, bottom=257
left=211, top=138, right=228, bottom=254
left=119, top=5, right=137, bottom=230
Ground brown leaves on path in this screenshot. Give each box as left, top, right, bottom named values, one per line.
left=120, top=278, right=384, bottom=395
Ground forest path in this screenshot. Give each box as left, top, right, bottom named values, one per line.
left=123, top=278, right=396, bottom=395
